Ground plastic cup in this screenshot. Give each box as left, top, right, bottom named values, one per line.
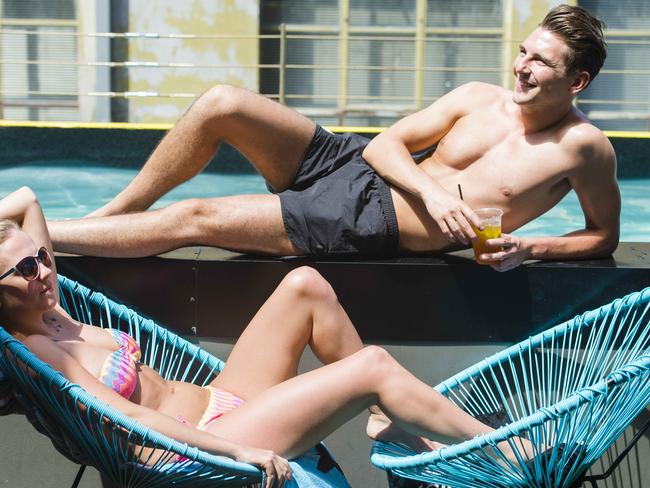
left=471, top=208, right=503, bottom=265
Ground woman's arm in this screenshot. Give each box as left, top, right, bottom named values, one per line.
left=22, top=333, right=291, bottom=485
left=0, top=187, right=58, bottom=301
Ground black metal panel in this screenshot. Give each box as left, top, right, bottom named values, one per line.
left=1, top=127, right=649, bottom=178
left=0, top=127, right=254, bottom=173
left=56, top=255, right=196, bottom=335
left=55, top=244, right=650, bottom=343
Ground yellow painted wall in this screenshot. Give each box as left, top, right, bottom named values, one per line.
left=126, top=1, right=259, bottom=123
left=502, top=0, right=576, bottom=88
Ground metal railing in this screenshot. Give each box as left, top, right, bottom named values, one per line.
left=0, top=23, right=649, bottom=128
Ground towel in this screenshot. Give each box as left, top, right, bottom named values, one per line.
left=285, top=444, right=351, bottom=487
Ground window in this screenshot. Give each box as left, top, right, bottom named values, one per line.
left=260, top=0, right=503, bottom=127
left=424, top=1, right=502, bottom=101
left=0, top=0, right=78, bottom=121
left=579, top=1, right=650, bottom=131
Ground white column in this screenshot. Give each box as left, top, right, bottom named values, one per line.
left=78, top=0, right=111, bottom=122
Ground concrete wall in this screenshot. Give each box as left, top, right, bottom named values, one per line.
left=124, top=1, right=259, bottom=123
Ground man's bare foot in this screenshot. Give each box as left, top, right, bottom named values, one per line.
left=85, top=201, right=133, bottom=218
left=366, top=409, right=445, bottom=452
left=85, top=187, right=156, bottom=218
left=84, top=206, right=112, bottom=218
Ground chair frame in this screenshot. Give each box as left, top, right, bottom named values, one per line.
left=1, top=275, right=264, bottom=487
left=372, top=287, right=650, bottom=488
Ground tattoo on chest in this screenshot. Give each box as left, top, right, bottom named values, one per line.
left=46, top=317, right=63, bottom=333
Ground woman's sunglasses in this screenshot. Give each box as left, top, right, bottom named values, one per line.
left=0, top=247, right=52, bottom=281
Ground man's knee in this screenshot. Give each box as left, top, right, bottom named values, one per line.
left=164, top=198, right=213, bottom=237
left=283, top=266, right=337, bottom=303
left=192, top=84, right=247, bottom=120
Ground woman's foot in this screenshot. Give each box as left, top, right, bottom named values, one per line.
left=496, top=436, right=537, bottom=466
left=522, top=442, right=587, bottom=482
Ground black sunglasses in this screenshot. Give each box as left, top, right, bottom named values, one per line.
left=0, top=247, right=52, bottom=281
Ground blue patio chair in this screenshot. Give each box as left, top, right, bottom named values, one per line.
left=372, top=287, right=650, bottom=488
left=0, top=275, right=349, bottom=488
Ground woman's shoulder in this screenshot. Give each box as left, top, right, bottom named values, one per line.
left=21, top=333, right=57, bottom=351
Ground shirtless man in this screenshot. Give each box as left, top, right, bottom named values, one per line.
left=49, top=4, right=620, bottom=272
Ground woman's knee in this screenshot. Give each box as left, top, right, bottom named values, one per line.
left=282, top=266, right=337, bottom=303
left=353, top=346, right=396, bottom=377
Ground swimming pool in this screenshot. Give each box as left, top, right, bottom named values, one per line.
left=1, top=164, right=648, bottom=242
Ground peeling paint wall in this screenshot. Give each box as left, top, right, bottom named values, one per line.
left=502, top=0, right=571, bottom=89
left=510, top=0, right=573, bottom=41
left=126, top=1, right=259, bottom=123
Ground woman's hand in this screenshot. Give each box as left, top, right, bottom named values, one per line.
left=234, top=445, right=292, bottom=488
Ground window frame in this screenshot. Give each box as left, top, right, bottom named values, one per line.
left=0, top=0, right=79, bottom=120
left=266, top=0, right=507, bottom=125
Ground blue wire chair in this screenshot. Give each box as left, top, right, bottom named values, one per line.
left=0, top=275, right=309, bottom=487
left=372, top=287, right=650, bottom=488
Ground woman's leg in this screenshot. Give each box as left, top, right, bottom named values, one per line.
left=210, top=266, right=439, bottom=451
left=210, top=266, right=364, bottom=400
left=206, top=346, right=515, bottom=460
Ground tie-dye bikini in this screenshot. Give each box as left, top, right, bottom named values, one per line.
left=194, top=385, right=244, bottom=430
left=99, top=329, right=141, bottom=400
left=98, top=329, right=243, bottom=435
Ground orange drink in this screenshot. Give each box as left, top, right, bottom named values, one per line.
left=471, top=208, right=503, bottom=265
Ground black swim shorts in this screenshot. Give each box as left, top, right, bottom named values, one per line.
left=271, top=125, right=399, bottom=257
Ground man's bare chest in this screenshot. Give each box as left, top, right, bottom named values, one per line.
left=430, top=118, right=569, bottom=190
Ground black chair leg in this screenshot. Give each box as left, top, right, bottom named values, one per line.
left=71, top=465, right=86, bottom=488
left=386, top=420, right=650, bottom=488
left=582, top=419, right=650, bottom=488
left=387, top=472, right=439, bottom=488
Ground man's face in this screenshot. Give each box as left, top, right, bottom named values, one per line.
left=512, top=27, right=576, bottom=106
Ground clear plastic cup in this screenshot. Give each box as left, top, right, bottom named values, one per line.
left=471, top=208, right=503, bottom=265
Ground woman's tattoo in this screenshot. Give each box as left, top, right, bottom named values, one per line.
left=46, top=316, right=62, bottom=333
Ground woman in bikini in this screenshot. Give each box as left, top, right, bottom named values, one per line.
left=0, top=187, right=531, bottom=487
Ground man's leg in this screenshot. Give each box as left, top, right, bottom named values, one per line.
left=49, top=194, right=302, bottom=256
left=89, top=85, right=316, bottom=217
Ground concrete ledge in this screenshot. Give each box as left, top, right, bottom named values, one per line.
left=56, top=242, right=650, bottom=344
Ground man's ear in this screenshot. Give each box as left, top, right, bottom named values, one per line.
left=570, top=71, right=590, bottom=95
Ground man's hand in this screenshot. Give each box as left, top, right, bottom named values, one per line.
left=421, top=184, right=480, bottom=245
left=481, top=233, right=532, bottom=272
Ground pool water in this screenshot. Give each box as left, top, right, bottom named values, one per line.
left=1, top=164, right=648, bottom=241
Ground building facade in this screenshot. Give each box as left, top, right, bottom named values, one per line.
left=1, top=0, right=649, bottom=130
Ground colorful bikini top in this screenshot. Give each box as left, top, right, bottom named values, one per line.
left=99, top=329, right=141, bottom=400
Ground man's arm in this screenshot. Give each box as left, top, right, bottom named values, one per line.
left=485, top=132, right=620, bottom=272
left=362, top=82, right=486, bottom=244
